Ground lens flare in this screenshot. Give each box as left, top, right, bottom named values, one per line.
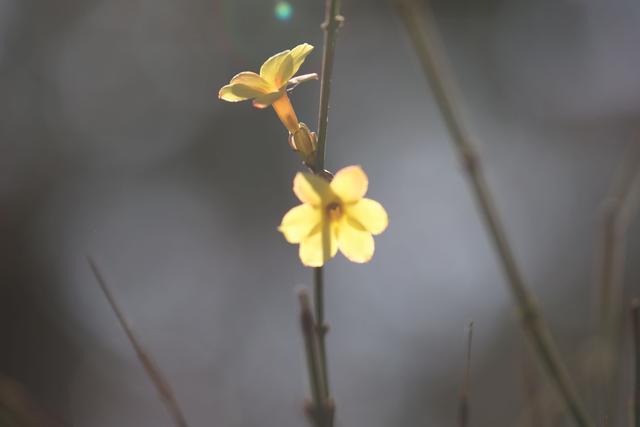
left=275, top=1, right=292, bottom=21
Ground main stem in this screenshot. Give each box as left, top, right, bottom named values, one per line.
left=395, top=2, right=593, bottom=426
left=310, top=0, right=342, bottom=413
left=315, top=0, right=342, bottom=172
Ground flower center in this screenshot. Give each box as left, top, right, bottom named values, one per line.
left=326, top=202, right=343, bottom=221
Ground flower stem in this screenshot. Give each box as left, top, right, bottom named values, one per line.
left=394, top=2, right=593, bottom=426
left=306, top=0, right=343, bottom=421
left=315, top=0, right=343, bottom=172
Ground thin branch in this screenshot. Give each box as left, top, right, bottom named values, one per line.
left=459, top=322, right=473, bottom=427
left=308, top=0, right=343, bottom=415
left=593, top=142, right=640, bottom=425
left=315, top=0, right=343, bottom=173
left=299, top=290, right=334, bottom=427
left=632, top=299, right=640, bottom=427
left=313, top=267, right=330, bottom=398
left=520, top=345, right=548, bottom=427
left=87, top=257, right=189, bottom=427
left=597, top=143, right=640, bottom=326
left=394, top=1, right=593, bottom=426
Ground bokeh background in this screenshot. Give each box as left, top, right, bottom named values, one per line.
left=1, top=0, right=640, bottom=425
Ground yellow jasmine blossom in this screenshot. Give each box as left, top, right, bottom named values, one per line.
left=279, top=166, right=389, bottom=267
left=218, top=43, right=315, bottom=134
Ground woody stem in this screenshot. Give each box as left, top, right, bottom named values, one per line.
left=395, top=1, right=593, bottom=427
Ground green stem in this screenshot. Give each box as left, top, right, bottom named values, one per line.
left=315, top=0, right=343, bottom=172
left=308, top=0, right=343, bottom=416
left=394, top=2, right=593, bottom=426
left=314, top=267, right=330, bottom=397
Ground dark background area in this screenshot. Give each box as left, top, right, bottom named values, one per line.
left=1, top=0, right=639, bottom=425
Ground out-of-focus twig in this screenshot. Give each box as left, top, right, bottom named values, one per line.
left=592, top=143, right=640, bottom=423
left=520, top=342, right=549, bottom=427
left=597, top=144, right=640, bottom=328
left=87, top=257, right=189, bottom=427
left=299, top=290, right=334, bottom=427
left=394, top=1, right=593, bottom=426
left=459, top=322, right=473, bottom=427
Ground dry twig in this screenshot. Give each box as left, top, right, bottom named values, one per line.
left=87, top=257, right=189, bottom=427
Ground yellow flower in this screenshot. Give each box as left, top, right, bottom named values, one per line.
left=279, top=166, right=389, bottom=267
left=218, top=43, right=315, bottom=134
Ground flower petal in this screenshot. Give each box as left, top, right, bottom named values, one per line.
left=330, top=165, right=368, bottom=203
left=218, top=72, right=273, bottom=102
left=260, top=50, right=294, bottom=88
left=337, top=216, right=375, bottom=263
left=279, top=204, right=321, bottom=244
left=299, top=223, right=338, bottom=267
left=346, top=198, right=388, bottom=235
left=289, top=43, right=314, bottom=75
left=252, top=92, right=283, bottom=108
left=229, top=72, right=273, bottom=91
left=293, top=172, right=331, bottom=207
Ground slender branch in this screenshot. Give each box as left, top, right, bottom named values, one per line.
left=459, top=322, right=473, bottom=427
left=632, top=299, right=640, bottom=427
left=394, top=1, right=593, bottom=426
left=314, top=267, right=330, bottom=398
left=597, top=143, right=640, bottom=327
left=593, top=142, right=640, bottom=424
left=299, top=290, right=334, bottom=427
left=520, top=345, right=548, bottom=427
left=307, top=0, right=343, bottom=417
left=315, top=0, right=343, bottom=172
left=87, top=257, right=189, bottom=427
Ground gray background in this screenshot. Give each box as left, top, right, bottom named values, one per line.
left=1, top=0, right=639, bottom=425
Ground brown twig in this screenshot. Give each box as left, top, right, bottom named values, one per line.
left=459, top=322, right=473, bottom=427
left=87, top=257, right=189, bottom=427
left=597, top=143, right=640, bottom=328
left=520, top=341, right=549, bottom=427
left=592, top=143, right=640, bottom=423
left=299, top=290, right=334, bottom=427
left=394, top=1, right=593, bottom=426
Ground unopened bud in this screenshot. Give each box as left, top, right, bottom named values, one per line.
left=291, top=123, right=317, bottom=167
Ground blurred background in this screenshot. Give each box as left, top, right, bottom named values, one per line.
left=1, top=0, right=639, bottom=425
